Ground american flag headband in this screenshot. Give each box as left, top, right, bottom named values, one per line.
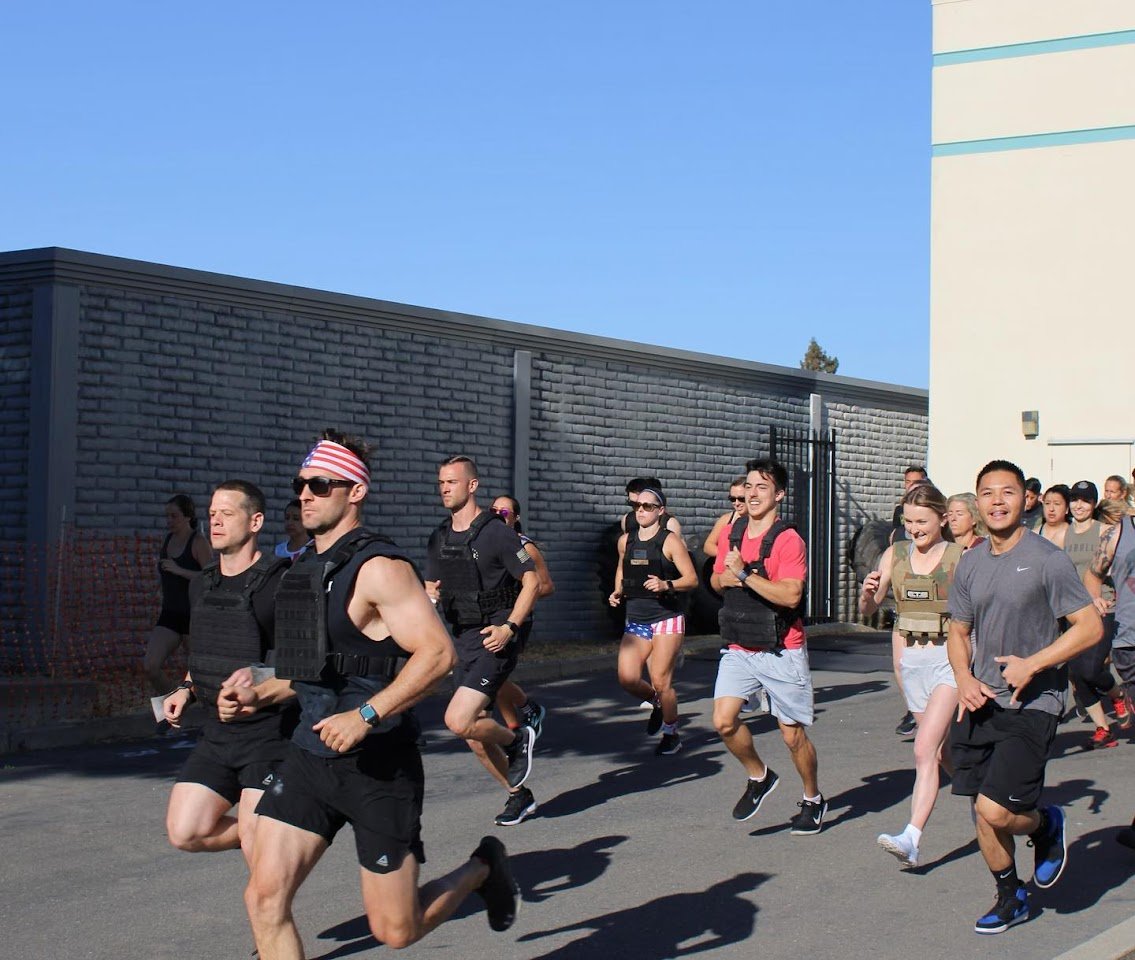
left=301, top=440, right=370, bottom=488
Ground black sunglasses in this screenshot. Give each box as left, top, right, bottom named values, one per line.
left=729, top=496, right=746, bottom=503
left=292, top=476, right=355, bottom=497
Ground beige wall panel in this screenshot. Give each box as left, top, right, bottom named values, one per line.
left=933, top=45, right=1135, bottom=145
left=928, top=140, right=1135, bottom=495
left=933, top=0, right=1135, bottom=54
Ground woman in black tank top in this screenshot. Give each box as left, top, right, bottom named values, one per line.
left=144, top=494, right=211, bottom=694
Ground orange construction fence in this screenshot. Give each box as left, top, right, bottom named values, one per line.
left=0, top=534, right=186, bottom=725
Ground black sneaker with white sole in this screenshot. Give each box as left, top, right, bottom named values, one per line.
left=495, top=787, right=538, bottom=826
left=655, top=732, right=681, bottom=755
left=504, top=726, right=535, bottom=789
left=789, top=796, right=828, bottom=835
left=646, top=701, right=663, bottom=736
left=471, top=836, right=520, bottom=932
left=732, top=769, right=780, bottom=821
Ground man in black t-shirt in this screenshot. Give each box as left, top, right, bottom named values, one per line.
left=163, top=480, right=295, bottom=866
left=426, top=456, right=542, bottom=827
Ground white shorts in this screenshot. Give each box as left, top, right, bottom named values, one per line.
left=899, top=643, right=956, bottom=714
left=714, top=647, right=814, bottom=726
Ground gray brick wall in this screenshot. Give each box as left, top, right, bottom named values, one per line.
left=2, top=248, right=928, bottom=643
left=0, top=287, right=33, bottom=542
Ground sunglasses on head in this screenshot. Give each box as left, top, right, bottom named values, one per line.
left=291, top=476, right=355, bottom=497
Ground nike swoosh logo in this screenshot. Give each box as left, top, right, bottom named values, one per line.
left=1016, top=566, right=1030, bottom=572
left=1008, top=795, right=1023, bottom=803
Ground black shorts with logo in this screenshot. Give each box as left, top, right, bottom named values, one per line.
left=452, top=625, right=520, bottom=700
left=949, top=702, right=1058, bottom=813
left=255, top=738, right=425, bottom=874
left=176, top=715, right=293, bottom=805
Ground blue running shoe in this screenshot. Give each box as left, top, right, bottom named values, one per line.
left=1030, top=805, right=1067, bottom=889
left=974, top=885, right=1028, bottom=935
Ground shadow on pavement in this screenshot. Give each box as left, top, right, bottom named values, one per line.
left=311, top=835, right=631, bottom=959
left=1041, top=825, right=1135, bottom=915
left=515, top=871, right=770, bottom=960
left=819, top=767, right=916, bottom=830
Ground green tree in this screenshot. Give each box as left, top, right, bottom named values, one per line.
left=800, top=338, right=839, bottom=374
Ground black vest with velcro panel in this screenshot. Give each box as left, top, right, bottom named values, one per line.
left=621, top=528, right=678, bottom=599
left=718, top=519, right=802, bottom=650
left=274, top=529, right=411, bottom=683
left=436, top=511, right=521, bottom=628
left=188, top=554, right=288, bottom=705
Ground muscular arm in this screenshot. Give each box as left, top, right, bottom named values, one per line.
left=505, top=569, right=541, bottom=627
left=354, top=557, right=458, bottom=720
left=660, top=533, right=699, bottom=591
left=703, top=512, right=731, bottom=558
left=525, top=542, right=555, bottom=598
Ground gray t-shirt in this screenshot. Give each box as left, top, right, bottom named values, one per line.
left=949, top=529, right=1093, bottom=715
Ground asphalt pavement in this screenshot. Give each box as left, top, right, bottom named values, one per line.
left=3, top=639, right=1135, bottom=960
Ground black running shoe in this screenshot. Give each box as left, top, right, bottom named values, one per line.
left=895, top=711, right=916, bottom=737
left=471, top=836, right=520, bottom=932
left=495, top=787, right=537, bottom=826
left=974, top=885, right=1028, bottom=935
left=789, top=796, right=828, bottom=835
left=504, top=726, right=534, bottom=789
left=521, top=700, right=546, bottom=740
left=731, top=769, right=780, bottom=821
left=646, top=701, right=663, bottom=736
left=656, top=732, right=682, bottom=756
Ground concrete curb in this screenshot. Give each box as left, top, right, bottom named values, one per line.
left=1050, top=914, right=1135, bottom=960
left=0, top=629, right=889, bottom=755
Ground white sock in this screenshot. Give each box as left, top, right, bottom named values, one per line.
left=661, top=722, right=677, bottom=735
left=904, top=824, right=922, bottom=845
left=750, top=769, right=768, bottom=783
left=803, top=793, right=822, bottom=804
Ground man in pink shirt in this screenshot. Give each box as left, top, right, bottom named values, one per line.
left=710, top=459, right=825, bottom=834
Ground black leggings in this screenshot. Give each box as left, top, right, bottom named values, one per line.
left=1070, top=616, right=1118, bottom=709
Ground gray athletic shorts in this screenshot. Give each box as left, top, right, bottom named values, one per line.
left=714, top=647, right=814, bottom=726
left=899, top=644, right=956, bottom=714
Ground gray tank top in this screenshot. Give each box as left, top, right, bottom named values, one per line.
left=1113, top=518, right=1135, bottom=647
left=1064, top=521, right=1115, bottom=603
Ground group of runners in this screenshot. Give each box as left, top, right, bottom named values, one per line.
left=149, top=431, right=1135, bottom=951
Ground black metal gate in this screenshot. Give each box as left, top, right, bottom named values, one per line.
left=769, top=426, right=837, bottom=623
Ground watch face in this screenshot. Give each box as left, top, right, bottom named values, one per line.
left=359, top=704, right=379, bottom=725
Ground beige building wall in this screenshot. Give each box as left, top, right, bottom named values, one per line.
left=929, top=0, right=1135, bottom=497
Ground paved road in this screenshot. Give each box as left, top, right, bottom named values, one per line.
left=4, top=642, right=1135, bottom=960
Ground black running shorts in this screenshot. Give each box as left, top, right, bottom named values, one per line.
left=949, top=702, right=1058, bottom=813
left=452, top=626, right=520, bottom=700
left=255, top=740, right=425, bottom=874
left=176, top=719, right=291, bottom=805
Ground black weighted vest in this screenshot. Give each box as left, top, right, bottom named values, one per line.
left=718, top=519, right=803, bottom=650
left=436, top=511, right=521, bottom=628
left=621, top=528, right=678, bottom=599
left=274, top=530, right=411, bottom=682
left=188, top=555, right=288, bottom=706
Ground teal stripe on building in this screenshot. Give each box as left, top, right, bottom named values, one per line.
left=934, top=28, right=1135, bottom=67
left=933, top=124, right=1135, bottom=157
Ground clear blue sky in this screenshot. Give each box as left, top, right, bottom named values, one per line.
left=2, top=2, right=931, bottom=387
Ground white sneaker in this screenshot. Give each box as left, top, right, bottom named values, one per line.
left=877, top=832, right=919, bottom=868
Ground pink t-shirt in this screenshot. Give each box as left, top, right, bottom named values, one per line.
left=714, top=520, right=808, bottom=649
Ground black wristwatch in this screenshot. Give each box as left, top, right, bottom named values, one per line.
left=178, top=680, right=197, bottom=703
left=737, top=569, right=750, bottom=583
left=503, top=620, right=519, bottom=636
left=358, top=702, right=381, bottom=727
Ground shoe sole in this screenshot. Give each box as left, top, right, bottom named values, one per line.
left=1093, top=739, right=1119, bottom=749
left=495, top=800, right=538, bottom=826
left=877, top=835, right=918, bottom=867
left=474, top=837, right=521, bottom=932
left=656, top=741, right=682, bottom=756
left=1033, top=811, right=1067, bottom=889
left=732, top=774, right=779, bottom=822
left=790, top=802, right=828, bottom=835
left=506, top=728, right=535, bottom=790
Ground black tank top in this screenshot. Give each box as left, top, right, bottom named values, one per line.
left=159, top=532, right=203, bottom=616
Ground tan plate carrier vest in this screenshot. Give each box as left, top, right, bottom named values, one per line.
left=892, top=540, right=963, bottom=638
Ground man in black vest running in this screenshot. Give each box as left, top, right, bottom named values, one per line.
left=219, top=432, right=518, bottom=958
left=163, top=479, right=292, bottom=865
left=426, top=455, right=542, bottom=827
left=710, top=459, right=826, bottom=835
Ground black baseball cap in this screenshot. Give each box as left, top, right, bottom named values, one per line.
left=1069, top=480, right=1098, bottom=503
